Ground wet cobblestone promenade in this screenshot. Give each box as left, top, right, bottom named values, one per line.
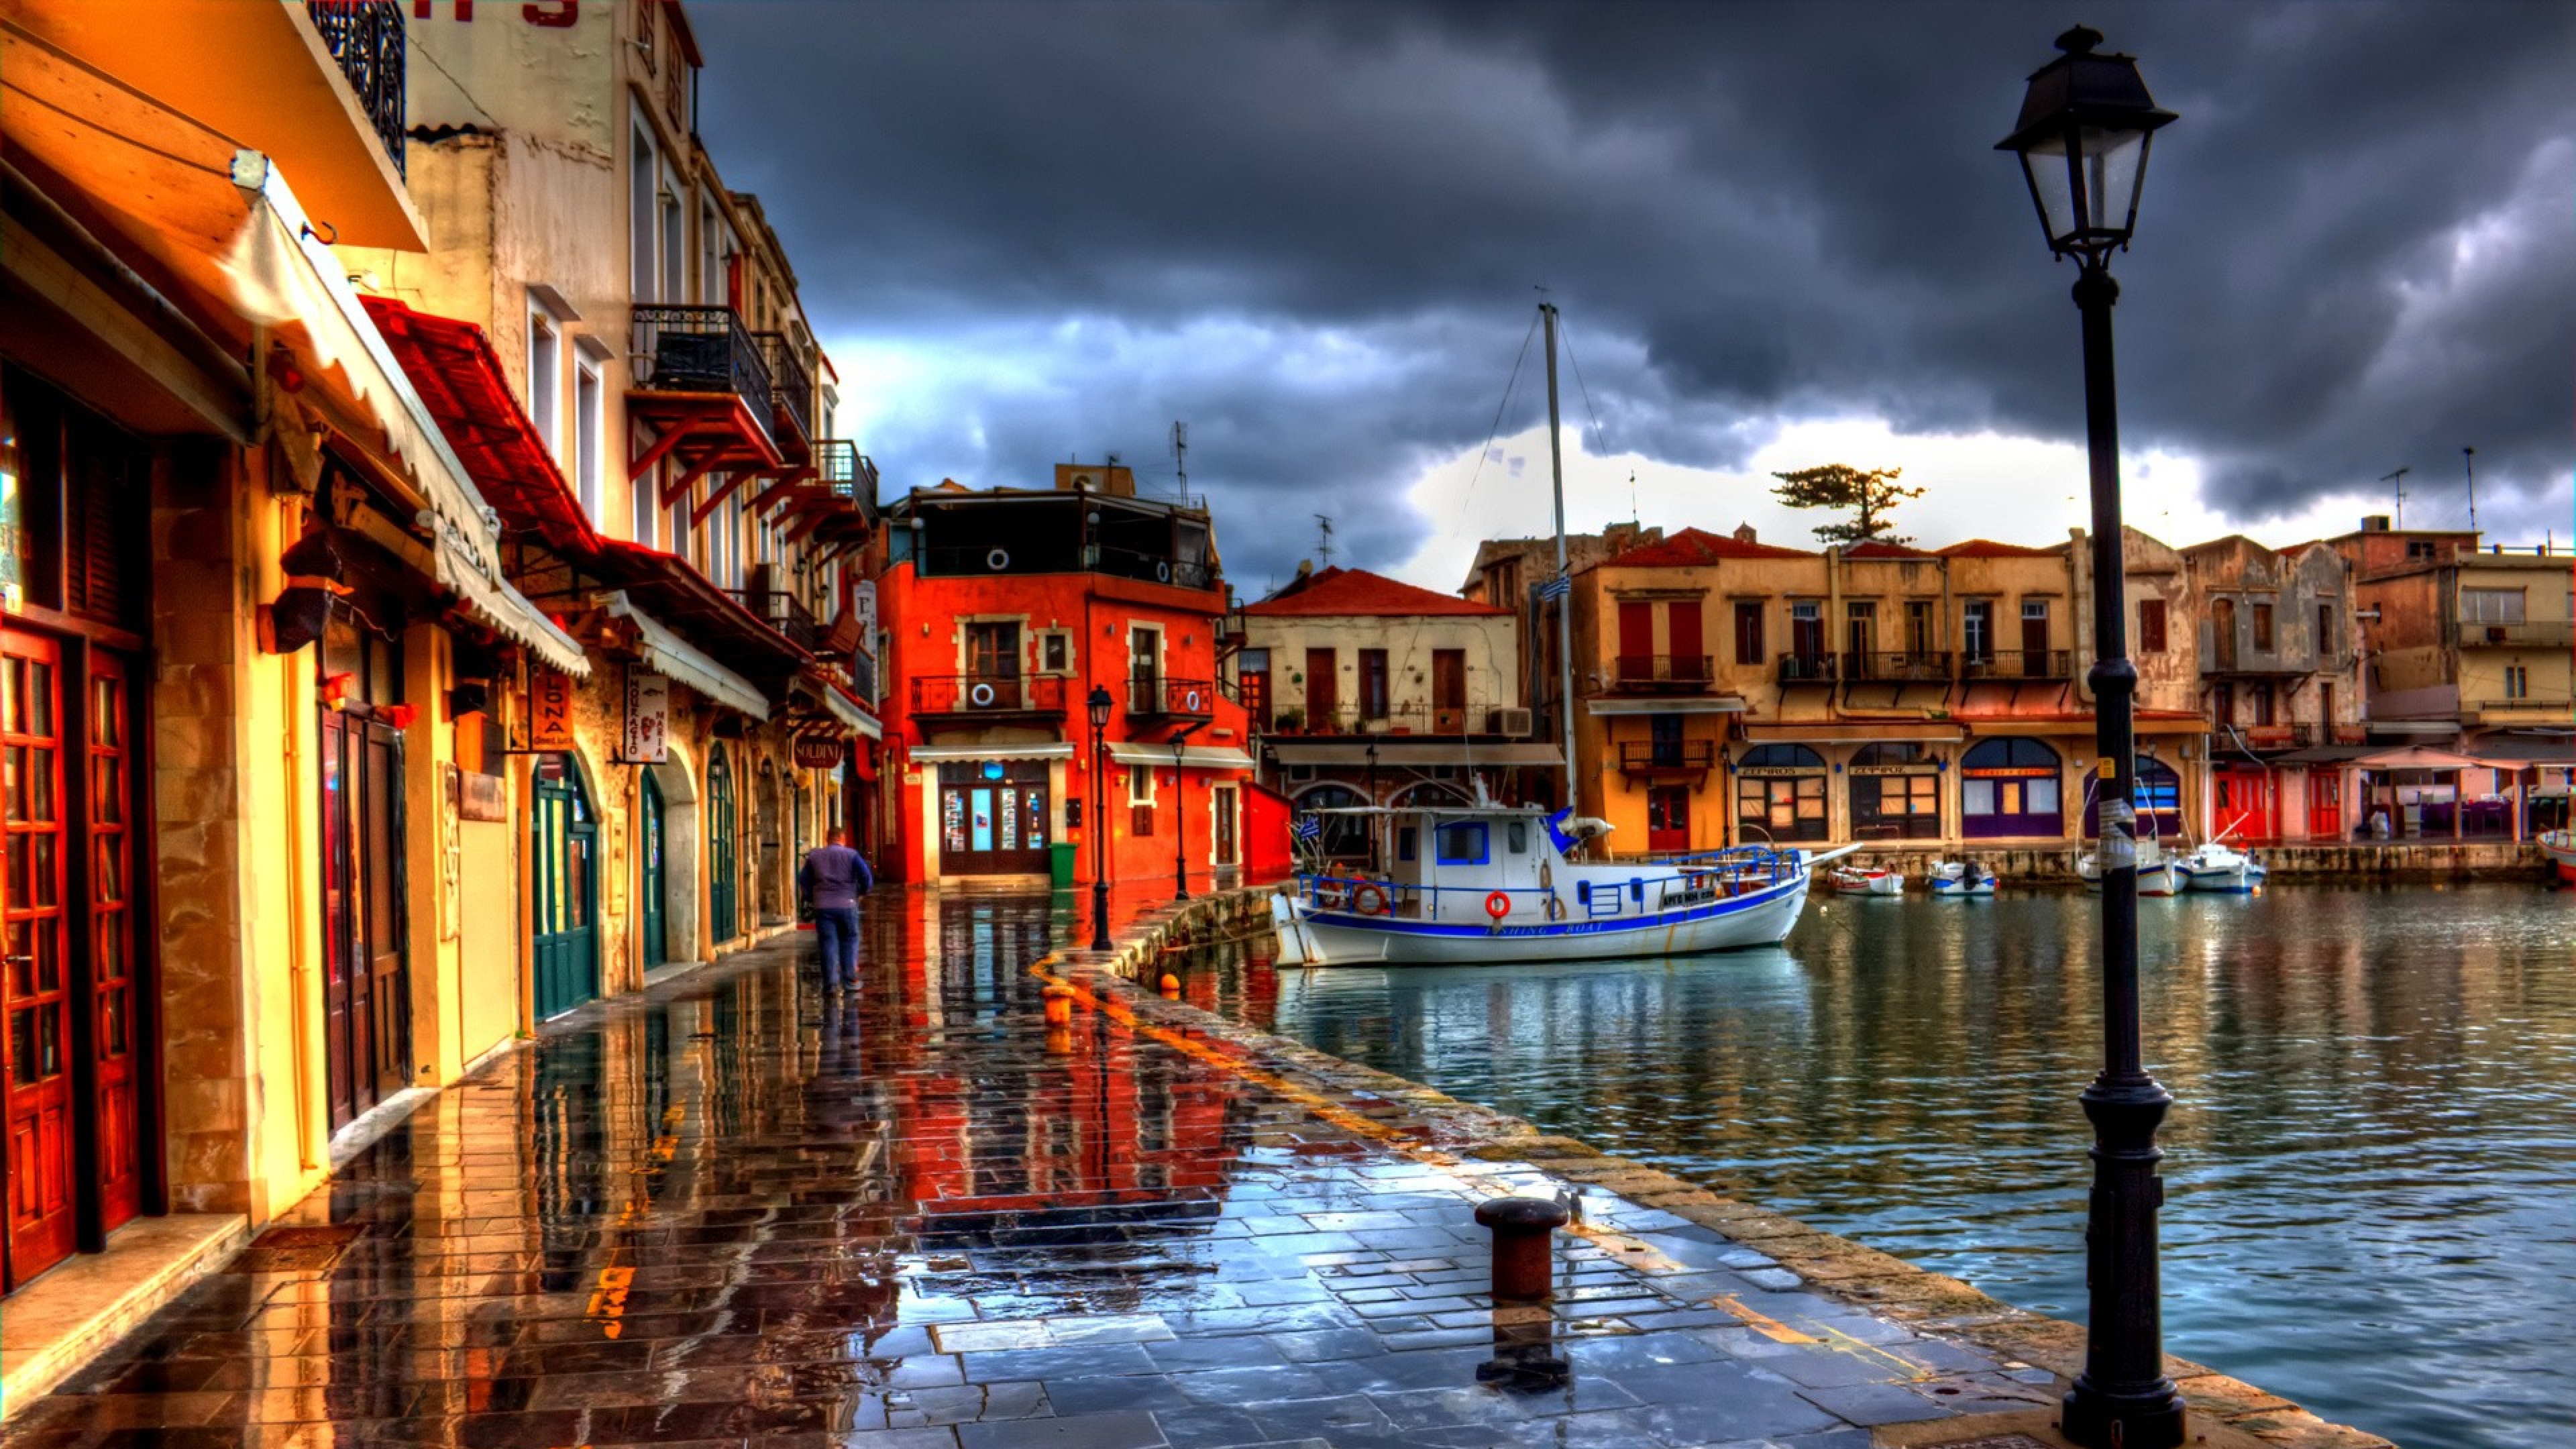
left=0, top=887, right=2125, bottom=1449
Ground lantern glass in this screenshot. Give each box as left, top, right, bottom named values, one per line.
left=2019, top=123, right=2153, bottom=253
left=1087, top=685, right=1114, bottom=731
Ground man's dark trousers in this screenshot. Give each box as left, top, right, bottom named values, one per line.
left=815, top=906, right=860, bottom=990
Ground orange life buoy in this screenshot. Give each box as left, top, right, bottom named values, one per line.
left=1351, top=883, right=1389, bottom=916
left=1484, top=891, right=1512, bottom=920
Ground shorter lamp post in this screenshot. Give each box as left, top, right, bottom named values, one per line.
left=1087, top=685, right=1114, bottom=952
left=1996, top=25, right=2184, bottom=1449
left=1170, top=719, right=1210, bottom=901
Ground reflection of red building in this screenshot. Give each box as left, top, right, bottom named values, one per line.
left=875, top=466, right=1257, bottom=888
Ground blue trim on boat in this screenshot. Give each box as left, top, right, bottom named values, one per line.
left=1301, top=875, right=1800, bottom=940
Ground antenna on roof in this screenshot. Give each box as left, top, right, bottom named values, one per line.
left=2380, top=466, right=2410, bottom=529
left=1172, top=421, right=1189, bottom=500
left=2461, top=446, right=2477, bottom=531
left=1314, top=515, right=1335, bottom=567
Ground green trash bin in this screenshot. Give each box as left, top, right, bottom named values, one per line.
left=1049, top=841, right=1078, bottom=888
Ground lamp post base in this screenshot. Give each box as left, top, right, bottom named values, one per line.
left=2063, top=1381, right=2187, bottom=1449
left=1089, top=879, right=1112, bottom=954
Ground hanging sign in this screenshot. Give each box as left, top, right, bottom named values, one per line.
left=794, top=735, right=847, bottom=769
left=531, top=667, right=577, bottom=751
left=623, top=669, right=670, bottom=763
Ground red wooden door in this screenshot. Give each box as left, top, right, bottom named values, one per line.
left=3, top=629, right=74, bottom=1285
left=1617, top=601, right=1654, bottom=684
left=1647, top=786, right=1690, bottom=853
left=1303, top=648, right=1336, bottom=731
left=84, top=656, right=138, bottom=1232
left=2214, top=768, right=2272, bottom=843
left=2308, top=771, right=2343, bottom=839
left=1666, top=602, right=1705, bottom=683
left=1431, top=650, right=1466, bottom=732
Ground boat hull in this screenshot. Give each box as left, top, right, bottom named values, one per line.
left=1273, top=877, right=1811, bottom=966
left=2183, top=863, right=2266, bottom=894
left=2540, top=832, right=2576, bottom=883
left=1929, top=878, right=1996, bottom=898
left=2084, top=861, right=2186, bottom=896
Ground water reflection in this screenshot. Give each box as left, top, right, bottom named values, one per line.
left=1218, top=883, right=2575, bottom=1449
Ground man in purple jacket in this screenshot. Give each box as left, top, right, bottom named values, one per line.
left=797, top=830, right=875, bottom=993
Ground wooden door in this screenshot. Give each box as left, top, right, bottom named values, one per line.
left=3, top=629, right=74, bottom=1284
left=638, top=770, right=666, bottom=969
left=2215, top=768, right=2272, bottom=843
left=1431, top=650, right=1466, bottom=732
left=1646, top=786, right=1689, bottom=854
left=83, top=657, right=138, bottom=1234
left=1130, top=628, right=1161, bottom=713
left=937, top=762, right=1050, bottom=874
left=2212, top=598, right=2237, bottom=670
left=1238, top=650, right=1271, bottom=729
left=531, top=755, right=598, bottom=1018
left=2019, top=602, right=2049, bottom=659
left=2308, top=772, right=2343, bottom=839
left=1666, top=602, right=1705, bottom=682
left=1211, top=786, right=1238, bottom=866
left=708, top=749, right=737, bottom=944
left=1303, top=648, right=1336, bottom=731
left=1617, top=600, right=1653, bottom=682
left=967, top=621, right=1020, bottom=706
left=319, top=708, right=371, bottom=1128
left=362, top=727, right=407, bottom=1102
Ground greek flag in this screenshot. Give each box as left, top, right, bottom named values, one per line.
left=1293, top=814, right=1324, bottom=843
left=1535, top=574, right=1570, bottom=602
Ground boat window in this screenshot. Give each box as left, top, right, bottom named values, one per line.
left=1435, top=821, right=1489, bottom=865
left=1397, top=827, right=1417, bottom=862
left=1506, top=821, right=1528, bottom=855
left=1576, top=880, right=1593, bottom=906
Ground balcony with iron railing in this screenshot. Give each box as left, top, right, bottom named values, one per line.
left=726, top=590, right=817, bottom=653
left=849, top=651, right=877, bottom=707
left=1777, top=651, right=1837, bottom=684
left=1265, top=700, right=1519, bottom=735
left=1617, top=739, right=1717, bottom=775
left=815, top=440, right=881, bottom=502
left=1609, top=655, right=1713, bottom=693
left=1090, top=544, right=1215, bottom=592
left=1843, top=650, right=1953, bottom=682
left=912, top=674, right=1068, bottom=716
left=2219, top=722, right=2319, bottom=752
left=631, top=305, right=775, bottom=445
left=757, top=332, right=814, bottom=451
left=307, top=1, right=407, bottom=179
left=1128, top=677, right=1218, bottom=719
left=2451, top=619, right=2576, bottom=649
left=1961, top=649, right=2074, bottom=682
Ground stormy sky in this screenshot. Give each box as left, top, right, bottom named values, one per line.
left=690, top=1, right=2573, bottom=592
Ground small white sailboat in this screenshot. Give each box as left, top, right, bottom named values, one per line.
left=2078, top=841, right=2186, bottom=896
left=1928, top=860, right=1997, bottom=898
left=2538, top=829, right=2575, bottom=885
left=2180, top=840, right=2267, bottom=894
left=1827, top=866, right=1906, bottom=896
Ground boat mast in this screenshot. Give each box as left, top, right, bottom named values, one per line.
left=1541, top=303, right=1575, bottom=808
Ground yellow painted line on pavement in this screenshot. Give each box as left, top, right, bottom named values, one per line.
left=1707, top=1291, right=1821, bottom=1344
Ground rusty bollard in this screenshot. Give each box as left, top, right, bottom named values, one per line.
left=1475, top=1195, right=1570, bottom=1302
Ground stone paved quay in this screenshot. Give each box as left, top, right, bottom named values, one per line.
left=3, top=886, right=2377, bottom=1449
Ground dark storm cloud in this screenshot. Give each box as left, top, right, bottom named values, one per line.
left=690, top=0, right=2575, bottom=579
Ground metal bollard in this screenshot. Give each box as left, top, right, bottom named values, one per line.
left=1475, top=1195, right=1570, bottom=1302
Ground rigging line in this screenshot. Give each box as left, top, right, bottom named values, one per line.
left=1443, top=310, right=1546, bottom=545
left=1558, top=317, right=1613, bottom=464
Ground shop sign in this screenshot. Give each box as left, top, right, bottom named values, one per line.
left=458, top=769, right=507, bottom=822
left=531, top=667, right=577, bottom=751
left=623, top=669, right=669, bottom=763
left=1735, top=766, right=1821, bottom=779
left=1963, top=765, right=2057, bottom=779
left=1851, top=763, right=1939, bottom=776
left=852, top=579, right=877, bottom=640
left=794, top=735, right=846, bottom=769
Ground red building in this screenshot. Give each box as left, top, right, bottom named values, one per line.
left=874, top=466, right=1258, bottom=888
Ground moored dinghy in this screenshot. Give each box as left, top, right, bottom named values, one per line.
left=2180, top=840, right=2267, bottom=893
left=1827, top=866, right=1907, bottom=896
left=2078, top=839, right=2186, bottom=896
left=1928, top=860, right=1998, bottom=898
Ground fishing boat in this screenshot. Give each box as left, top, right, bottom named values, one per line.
left=2077, top=841, right=2186, bottom=896
left=2179, top=840, right=2267, bottom=894
left=1827, top=866, right=1906, bottom=896
left=1270, top=302, right=1855, bottom=967
left=1927, top=860, right=1998, bottom=898
left=2541, top=829, right=2576, bottom=884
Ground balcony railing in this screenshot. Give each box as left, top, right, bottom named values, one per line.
left=757, top=333, right=814, bottom=446
left=2453, top=619, right=2576, bottom=649
left=633, top=305, right=774, bottom=443
left=1091, top=545, right=1214, bottom=592
left=1267, top=700, right=1513, bottom=735
left=1609, top=655, right=1712, bottom=692
left=1961, top=649, right=2073, bottom=681
left=2223, top=723, right=2318, bottom=751
left=307, top=2, right=406, bottom=179
left=1128, top=677, right=1218, bottom=718
left=1777, top=652, right=1837, bottom=684
left=912, top=674, right=1067, bottom=714
left=816, top=441, right=879, bottom=502
left=727, top=589, right=816, bottom=653
left=1844, top=650, right=1953, bottom=682
left=1617, top=740, right=1717, bottom=774
left=849, top=651, right=877, bottom=706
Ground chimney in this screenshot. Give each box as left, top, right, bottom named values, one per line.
left=2361, top=515, right=2392, bottom=533
left=1733, top=523, right=1758, bottom=544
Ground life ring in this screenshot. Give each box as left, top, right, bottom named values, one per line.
left=1484, top=891, right=1511, bottom=920
left=969, top=681, right=997, bottom=707
left=1157, top=561, right=1171, bottom=583
left=986, top=547, right=1010, bottom=571
left=1185, top=690, right=1203, bottom=712
left=1351, top=883, right=1389, bottom=916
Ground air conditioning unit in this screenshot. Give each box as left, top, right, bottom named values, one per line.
left=2485, top=625, right=2508, bottom=642
left=1486, top=706, right=1534, bottom=736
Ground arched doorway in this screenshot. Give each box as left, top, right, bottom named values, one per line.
left=1733, top=744, right=1829, bottom=843
left=638, top=769, right=667, bottom=970
left=756, top=759, right=782, bottom=924
left=530, top=752, right=599, bottom=1018
left=2083, top=753, right=2186, bottom=842
left=1293, top=783, right=1371, bottom=863
left=1964, top=737, right=2065, bottom=839
left=708, top=746, right=737, bottom=944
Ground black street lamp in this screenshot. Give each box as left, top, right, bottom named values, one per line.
left=1087, top=684, right=1114, bottom=952
left=1998, top=27, right=2184, bottom=1449
left=1170, top=720, right=1207, bottom=902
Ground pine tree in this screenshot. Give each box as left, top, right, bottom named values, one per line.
left=1768, top=464, right=1924, bottom=546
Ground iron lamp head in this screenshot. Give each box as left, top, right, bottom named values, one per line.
left=1997, top=26, right=2177, bottom=262
left=1086, top=685, right=1115, bottom=732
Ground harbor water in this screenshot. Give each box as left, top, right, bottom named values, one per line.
left=1207, top=882, right=2575, bottom=1449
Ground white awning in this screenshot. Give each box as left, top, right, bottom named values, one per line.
left=907, top=743, right=1073, bottom=763
left=1587, top=697, right=1747, bottom=716
left=1106, top=743, right=1256, bottom=772
left=600, top=592, right=767, bottom=718
left=802, top=678, right=882, bottom=741
left=445, top=558, right=587, bottom=678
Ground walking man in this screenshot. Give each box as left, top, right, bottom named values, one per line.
left=798, top=828, right=874, bottom=993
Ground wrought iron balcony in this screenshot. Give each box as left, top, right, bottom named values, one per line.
left=1844, top=650, right=1953, bottom=682
left=1777, top=651, right=1838, bottom=684
left=1128, top=677, right=1218, bottom=719
left=631, top=305, right=775, bottom=443
left=1961, top=649, right=2073, bottom=681
left=1609, top=655, right=1713, bottom=692
left=2452, top=619, right=2575, bottom=649
left=912, top=674, right=1067, bottom=715
left=725, top=589, right=817, bottom=653
left=1089, top=544, right=1214, bottom=592
left=1617, top=739, right=1717, bottom=775
left=1266, top=700, right=1509, bottom=735
left=757, top=333, right=814, bottom=448
left=816, top=441, right=880, bottom=503
left=307, top=2, right=406, bottom=179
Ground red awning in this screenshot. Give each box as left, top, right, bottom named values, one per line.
left=591, top=538, right=812, bottom=682
left=362, top=297, right=602, bottom=559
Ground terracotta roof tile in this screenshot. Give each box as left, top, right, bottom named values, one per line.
left=1935, top=538, right=2066, bottom=558
left=1242, top=566, right=1511, bottom=618
left=1597, top=527, right=1815, bottom=569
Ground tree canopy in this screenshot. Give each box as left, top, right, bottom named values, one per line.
left=1768, top=464, right=1924, bottom=546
